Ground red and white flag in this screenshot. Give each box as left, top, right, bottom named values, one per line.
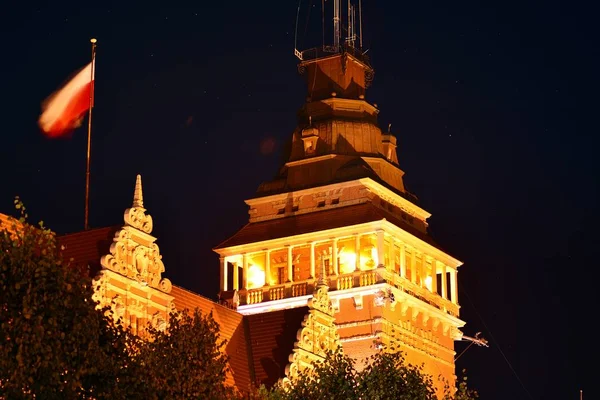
left=38, top=58, right=95, bottom=138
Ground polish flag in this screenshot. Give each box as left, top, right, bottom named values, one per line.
left=38, top=58, right=95, bottom=138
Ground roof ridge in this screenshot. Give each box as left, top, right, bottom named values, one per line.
left=58, top=225, right=121, bottom=238
left=171, top=284, right=242, bottom=315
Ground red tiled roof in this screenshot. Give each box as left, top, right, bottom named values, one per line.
left=215, top=203, right=440, bottom=250
left=0, top=213, right=12, bottom=227
left=0, top=212, right=22, bottom=235
left=170, top=285, right=253, bottom=392
left=245, top=307, right=309, bottom=388
left=58, top=226, right=120, bottom=276
left=52, top=224, right=317, bottom=393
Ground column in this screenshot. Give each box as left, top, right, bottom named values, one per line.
left=332, top=239, right=339, bottom=275
left=410, top=249, right=416, bottom=283
left=233, top=261, right=239, bottom=290
left=355, top=234, right=361, bottom=271
left=376, top=230, right=385, bottom=267
left=399, top=243, right=406, bottom=278
left=242, top=254, right=248, bottom=289
left=310, top=242, right=316, bottom=278
left=220, top=256, right=227, bottom=291
left=287, top=245, right=293, bottom=282
left=431, top=258, right=437, bottom=294
left=450, top=268, right=458, bottom=304
left=265, top=250, right=271, bottom=286
left=420, top=253, right=427, bottom=287
left=388, top=237, right=396, bottom=273
left=441, top=263, right=447, bottom=299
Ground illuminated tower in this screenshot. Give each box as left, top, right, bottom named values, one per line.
left=214, top=1, right=465, bottom=394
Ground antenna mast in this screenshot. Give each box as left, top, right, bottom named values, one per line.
left=347, top=0, right=351, bottom=46
left=333, top=0, right=340, bottom=51
left=359, top=0, right=363, bottom=48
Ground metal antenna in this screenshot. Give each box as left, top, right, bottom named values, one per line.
left=294, top=0, right=303, bottom=60
left=333, top=0, right=340, bottom=50
left=347, top=0, right=351, bottom=46
left=321, top=0, right=325, bottom=49
left=352, top=5, right=357, bottom=46
left=455, top=332, right=489, bottom=361
left=359, top=0, right=363, bottom=48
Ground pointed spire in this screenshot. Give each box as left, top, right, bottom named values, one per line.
left=133, top=174, right=144, bottom=208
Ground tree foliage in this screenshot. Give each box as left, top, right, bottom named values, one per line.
left=257, top=347, right=478, bottom=400
left=136, top=309, right=235, bottom=400
left=0, top=199, right=137, bottom=399
left=0, top=200, right=235, bottom=399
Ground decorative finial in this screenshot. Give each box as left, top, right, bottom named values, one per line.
left=388, top=123, right=392, bottom=133
left=90, top=38, right=97, bottom=44
left=133, top=174, right=144, bottom=208
left=317, top=255, right=329, bottom=287
left=309, top=115, right=312, bottom=126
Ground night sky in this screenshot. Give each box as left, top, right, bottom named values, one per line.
left=1, top=1, right=597, bottom=399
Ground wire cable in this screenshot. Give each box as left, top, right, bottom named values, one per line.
left=458, top=277, right=534, bottom=399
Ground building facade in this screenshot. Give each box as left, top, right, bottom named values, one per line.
left=214, top=43, right=466, bottom=394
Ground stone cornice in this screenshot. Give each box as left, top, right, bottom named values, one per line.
left=245, top=179, right=361, bottom=206
left=358, top=178, right=431, bottom=220
left=283, top=154, right=337, bottom=168
left=381, top=220, right=463, bottom=268
left=215, top=220, right=383, bottom=256
left=215, top=215, right=461, bottom=269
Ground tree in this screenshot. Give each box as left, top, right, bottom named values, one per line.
left=358, top=350, right=437, bottom=399
left=0, top=199, right=137, bottom=399
left=136, top=308, right=236, bottom=400
left=1, top=200, right=238, bottom=399
left=261, top=347, right=478, bottom=400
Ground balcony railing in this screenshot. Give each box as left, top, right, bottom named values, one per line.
left=238, top=265, right=459, bottom=317
left=383, top=270, right=460, bottom=317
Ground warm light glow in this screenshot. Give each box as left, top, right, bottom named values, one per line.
left=247, top=264, right=265, bottom=288
left=371, top=246, right=378, bottom=266
left=339, top=250, right=356, bottom=274
left=358, top=246, right=377, bottom=270
left=424, top=275, right=432, bottom=291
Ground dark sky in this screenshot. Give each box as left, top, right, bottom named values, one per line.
left=1, top=1, right=597, bottom=399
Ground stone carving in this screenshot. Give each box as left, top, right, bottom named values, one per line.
left=124, top=207, right=153, bottom=234
left=283, top=272, right=341, bottom=385
left=124, top=175, right=153, bottom=233
left=91, top=271, right=109, bottom=307
left=101, top=231, right=171, bottom=292
left=151, top=311, right=167, bottom=331
left=99, top=175, right=172, bottom=293
left=111, top=295, right=126, bottom=318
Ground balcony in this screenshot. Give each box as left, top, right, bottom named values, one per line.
left=383, top=270, right=460, bottom=317
left=233, top=266, right=459, bottom=318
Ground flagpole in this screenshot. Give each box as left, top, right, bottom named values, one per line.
left=84, top=38, right=97, bottom=231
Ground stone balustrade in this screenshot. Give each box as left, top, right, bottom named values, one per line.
left=384, top=270, right=459, bottom=317
left=238, top=264, right=458, bottom=319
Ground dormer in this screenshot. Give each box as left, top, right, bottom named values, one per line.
left=301, top=126, right=319, bottom=156
left=381, top=133, right=398, bottom=164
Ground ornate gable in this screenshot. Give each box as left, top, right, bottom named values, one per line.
left=283, top=259, right=342, bottom=384
left=92, top=175, right=174, bottom=335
